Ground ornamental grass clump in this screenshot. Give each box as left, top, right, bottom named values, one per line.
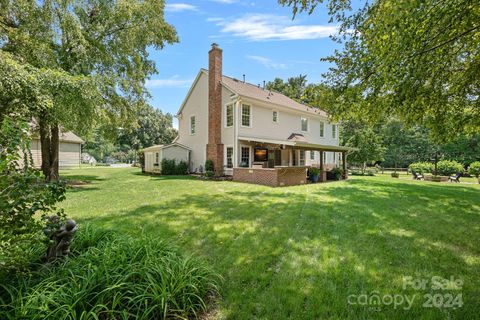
left=1, top=226, right=220, bottom=320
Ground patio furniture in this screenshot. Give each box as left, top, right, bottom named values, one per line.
left=412, top=171, right=424, bottom=180
left=449, top=173, right=461, bottom=183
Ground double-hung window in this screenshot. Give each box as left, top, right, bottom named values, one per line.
left=226, top=104, right=233, bottom=127
left=301, top=117, right=308, bottom=132
left=319, top=121, right=325, bottom=137
left=310, top=151, right=315, bottom=160
left=241, top=104, right=251, bottom=127
left=332, top=124, right=337, bottom=139
left=241, top=146, right=250, bottom=166
left=226, top=147, right=233, bottom=168
left=299, top=150, right=305, bottom=166
left=190, top=116, right=196, bottom=135
left=272, top=110, right=278, bottom=123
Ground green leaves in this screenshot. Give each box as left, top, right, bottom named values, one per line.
left=282, top=0, right=480, bottom=141
left=0, top=117, right=67, bottom=276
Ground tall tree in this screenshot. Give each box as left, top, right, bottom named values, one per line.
left=279, top=0, right=480, bottom=141
left=0, top=0, right=177, bottom=181
left=344, top=125, right=386, bottom=173
left=266, top=75, right=308, bottom=102
left=117, top=105, right=177, bottom=150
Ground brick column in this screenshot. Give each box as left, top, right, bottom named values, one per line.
left=206, top=43, right=224, bottom=176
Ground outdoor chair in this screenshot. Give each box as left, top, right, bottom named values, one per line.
left=412, top=171, right=424, bottom=180
left=449, top=172, right=461, bottom=183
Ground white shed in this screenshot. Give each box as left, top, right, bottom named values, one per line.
left=144, top=143, right=191, bottom=174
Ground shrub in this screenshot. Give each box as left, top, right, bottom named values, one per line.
left=308, top=167, right=320, bottom=176
left=205, top=159, right=214, bottom=172
left=468, top=161, right=480, bottom=183
left=1, top=226, right=220, bottom=319
left=0, top=117, right=66, bottom=276
left=161, top=159, right=176, bottom=175
left=331, top=167, right=344, bottom=180
left=205, top=159, right=215, bottom=177
left=391, top=172, right=399, bottom=178
left=176, top=160, right=189, bottom=175
left=408, top=162, right=433, bottom=174
left=436, top=160, right=464, bottom=176
left=160, top=159, right=189, bottom=175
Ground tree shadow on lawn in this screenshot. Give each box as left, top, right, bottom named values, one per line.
left=60, top=174, right=106, bottom=183
left=84, top=177, right=479, bottom=319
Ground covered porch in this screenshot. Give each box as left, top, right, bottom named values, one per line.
left=232, top=136, right=353, bottom=187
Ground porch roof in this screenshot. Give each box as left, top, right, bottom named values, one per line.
left=238, top=136, right=356, bottom=152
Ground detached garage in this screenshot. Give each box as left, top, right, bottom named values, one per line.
left=144, top=143, right=191, bottom=174
left=30, top=131, right=83, bottom=169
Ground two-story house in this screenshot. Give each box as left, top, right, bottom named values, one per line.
left=146, top=44, right=351, bottom=186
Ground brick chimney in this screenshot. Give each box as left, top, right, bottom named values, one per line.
left=206, top=43, right=224, bottom=176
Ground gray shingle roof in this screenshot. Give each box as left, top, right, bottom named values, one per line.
left=59, top=131, right=84, bottom=143
left=201, top=69, right=328, bottom=117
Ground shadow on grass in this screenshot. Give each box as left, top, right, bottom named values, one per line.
left=61, top=174, right=106, bottom=183
left=84, top=177, right=479, bottom=319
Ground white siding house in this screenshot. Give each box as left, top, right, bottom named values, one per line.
left=30, top=131, right=83, bottom=169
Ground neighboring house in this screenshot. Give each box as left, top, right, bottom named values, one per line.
left=30, top=131, right=83, bottom=169
left=144, top=143, right=190, bottom=173
left=148, top=44, right=351, bottom=186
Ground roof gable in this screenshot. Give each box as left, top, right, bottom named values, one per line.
left=176, top=68, right=329, bottom=119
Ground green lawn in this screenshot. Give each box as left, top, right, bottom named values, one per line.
left=60, top=167, right=480, bottom=319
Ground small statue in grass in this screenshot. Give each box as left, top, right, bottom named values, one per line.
left=44, top=216, right=77, bottom=262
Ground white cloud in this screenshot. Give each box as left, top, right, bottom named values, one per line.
left=146, top=76, right=193, bottom=88
left=246, top=55, right=287, bottom=70
left=210, top=0, right=238, bottom=3
left=165, top=3, right=198, bottom=12
left=211, top=14, right=338, bottom=41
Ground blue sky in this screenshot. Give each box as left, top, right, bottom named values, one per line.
left=147, top=0, right=345, bottom=128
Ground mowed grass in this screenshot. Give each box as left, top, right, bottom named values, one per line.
left=60, top=167, right=480, bottom=319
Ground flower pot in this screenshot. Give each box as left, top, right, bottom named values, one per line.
left=311, top=174, right=319, bottom=183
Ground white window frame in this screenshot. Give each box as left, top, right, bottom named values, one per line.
left=310, top=150, right=315, bottom=161
left=272, top=110, right=278, bottom=123
left=225, top=103, right=234, bottom=128
left=332, top=124, right=337, bottom=139
left=301, top=117, right=309, bottom=132
left=155, top=152, right=159, bottom=164
left=241, top=104, right=251, bottom=127
left=240, top=145, right=251, bottom=167
left=225, top=146, right=234, bottom=168
left=299, top=150, right=305, bottom=166
left=190, top=115, right=196, bottom=135
left=319, top=121, right=325, bottom=138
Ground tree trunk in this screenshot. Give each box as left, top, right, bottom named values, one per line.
left=49, top=125, right=59, bottom=181
left=39, top=116, right=60, bottom=182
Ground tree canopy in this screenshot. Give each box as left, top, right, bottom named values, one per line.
left=279, top=0, right=480, bottom=141
left=1, top=0, right=177, bottom=180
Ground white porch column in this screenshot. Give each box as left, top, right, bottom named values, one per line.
left=233, top=98, right=240, bottom=167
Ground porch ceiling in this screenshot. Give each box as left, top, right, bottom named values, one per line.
left=238, top=136, right=355, bottom=152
